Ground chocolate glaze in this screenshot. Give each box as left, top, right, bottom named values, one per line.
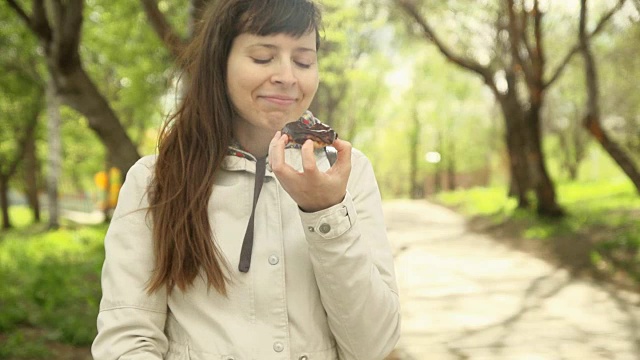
left=281, top=121, right=338, bottom=148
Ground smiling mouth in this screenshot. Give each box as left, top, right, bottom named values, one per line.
left=260, top=96, right=297, bottom=106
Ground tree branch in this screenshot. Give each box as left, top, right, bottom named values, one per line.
left=545, top=0, right=627, bottom=88
left=394, top=0, right=494, bottom=83
left=579, top=0, right=599, bottom=117
left=47, top=0, right=64, bottom=29
left=507, top=0, right=535, bottom=87
left=532, top=0, right=545, bottom=90
left=519, top=0, right=534, bottom=64
left=5, top=0, right=31, bottom=27
left=33, top=0, right=53, bottom=42
left=59, top=0, right=84, bottom=69
left=41, top=0, right=82, bottom=71
left=140, top=0, right=185, bottom=59
left=6, top=0, right=53, bottom=43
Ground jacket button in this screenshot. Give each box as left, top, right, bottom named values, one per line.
left=299, top=356, right=309, bottom=360
left=223, top=357, right=235, bottom=360
left=319, top=223, right=331, bottom=234
left=273, top=341, right=284, bottom=352
left=268, top=255, right=279, bottom=265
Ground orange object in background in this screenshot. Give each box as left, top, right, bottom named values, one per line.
left=94, top=171, right=108, bottom=190
left=94, top=168, right=122, bottom=209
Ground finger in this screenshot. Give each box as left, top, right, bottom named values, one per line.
left=330, top=139, right=352, bottom=174
left=269, top=132, right=286, bottom=171
left=269, top=130, right=281, bottom=147
left=301, top=139, right=318, bottom=174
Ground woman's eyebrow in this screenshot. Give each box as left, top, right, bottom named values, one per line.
left=248, top=43, right=316, bottom=53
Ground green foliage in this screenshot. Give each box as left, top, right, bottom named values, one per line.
left=82, top=0, right=176, bottom=155
left=0, top=208, right=107, bottom=346
left=0, top=331, right=49, bottom=359
left=312, top=0, right=385, bottom=130
left=596, top=20, right=640, bottom=161
left=542, top=10, right=640, bottom=182
left=438, top=186, right=518, bottom=216
left=0, top=6, right=44, bottom=179
left=368, top=40, right=496, bottom=198
left=58, top=108, right=107, bottom=195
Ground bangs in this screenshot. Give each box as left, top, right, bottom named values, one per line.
left=237, top=0, right=321, bottom=44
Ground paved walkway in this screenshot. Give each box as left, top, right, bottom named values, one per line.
left=383, top=200, right=640, bottom=360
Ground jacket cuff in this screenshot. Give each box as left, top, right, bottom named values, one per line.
left=299, top=192, right=357, bottom=240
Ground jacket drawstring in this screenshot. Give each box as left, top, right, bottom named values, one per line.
left=238, top=156, right=267, bottom=273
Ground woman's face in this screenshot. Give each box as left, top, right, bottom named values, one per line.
left=227, top=31, right=319, bottom=137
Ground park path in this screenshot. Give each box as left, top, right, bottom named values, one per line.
left=383, top=199, right=640, bottom=360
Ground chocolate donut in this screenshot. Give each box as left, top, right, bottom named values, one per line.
left=281, top=121, right=338, bottom=148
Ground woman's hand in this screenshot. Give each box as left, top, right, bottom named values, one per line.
left=269, top=131, right=352, bottom=213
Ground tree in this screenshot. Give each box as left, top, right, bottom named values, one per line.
left=0, top=72, right=42, bottom=229
left=45, top=78, right=61, bottom=229
left=5, top=0, right=140, bottom=175
left=139, top=0, right=199, bottom=56
left=22, top=111, right=42, bottom=222
left=544, top=100, right=590, bottom=181
left=393, top=0, right=628, bottom=216
left=310, top=0, right=385, bottom=132
left=0, top=9, right=44, bottom=229
left=408, top=104, right=423, bottom=198
left=579, top=0, right=640, bottom=193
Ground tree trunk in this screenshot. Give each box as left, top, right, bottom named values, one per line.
left=409, top=110, right=421, bottom=199
left=525, top=105, right=565, bottom=216
left=579, top=0, right=640, bottom=194
left=0, top=176, right=11, bottom=230
left=50, top=66, right=140, bottom=176
left=434, top=164, right=442, bottom=194
left=6, top=0, right=140, bottom=177
left=496, top=92, right=531, bottom=208
left=447, top=140, right=456, bottom=191
left=24, top=119, right=41, bottom=223
left=46, top=78, right=61, bottom=230
left=393, top=0, right=629, bottom=217
left=584, top=119, right=640, bottom=192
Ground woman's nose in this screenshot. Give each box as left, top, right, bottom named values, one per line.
left=271, top=61, right=297, bottom=86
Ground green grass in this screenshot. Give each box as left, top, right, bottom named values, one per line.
left=0, top=207, right=107, bottom=357
left=436, top=178, right=640, bottom=284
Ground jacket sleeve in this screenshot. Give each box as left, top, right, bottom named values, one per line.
left=298, top=150, right=401, bottom=360
left=92, top=158, right=169, bottom=360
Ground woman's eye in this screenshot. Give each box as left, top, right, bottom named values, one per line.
left=252, top=58, right=272, bottom=64
left=295, top=61, right=313, bottom=69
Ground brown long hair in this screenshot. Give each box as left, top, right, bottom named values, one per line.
left=147, top=0, right=322, bottom=295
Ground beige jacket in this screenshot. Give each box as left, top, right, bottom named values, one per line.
left=92, top=147, right=400, bottom=360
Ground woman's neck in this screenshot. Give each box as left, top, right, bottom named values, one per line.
left=233, top=125, right=272, bottom=158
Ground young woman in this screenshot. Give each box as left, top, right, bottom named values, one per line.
left=92, top=0, right=400, bottom=359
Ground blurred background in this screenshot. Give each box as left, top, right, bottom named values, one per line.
left=1, top=0, right=639, bottom=358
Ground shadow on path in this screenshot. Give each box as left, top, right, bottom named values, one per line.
left=384, top=200, right=640, bottom=360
